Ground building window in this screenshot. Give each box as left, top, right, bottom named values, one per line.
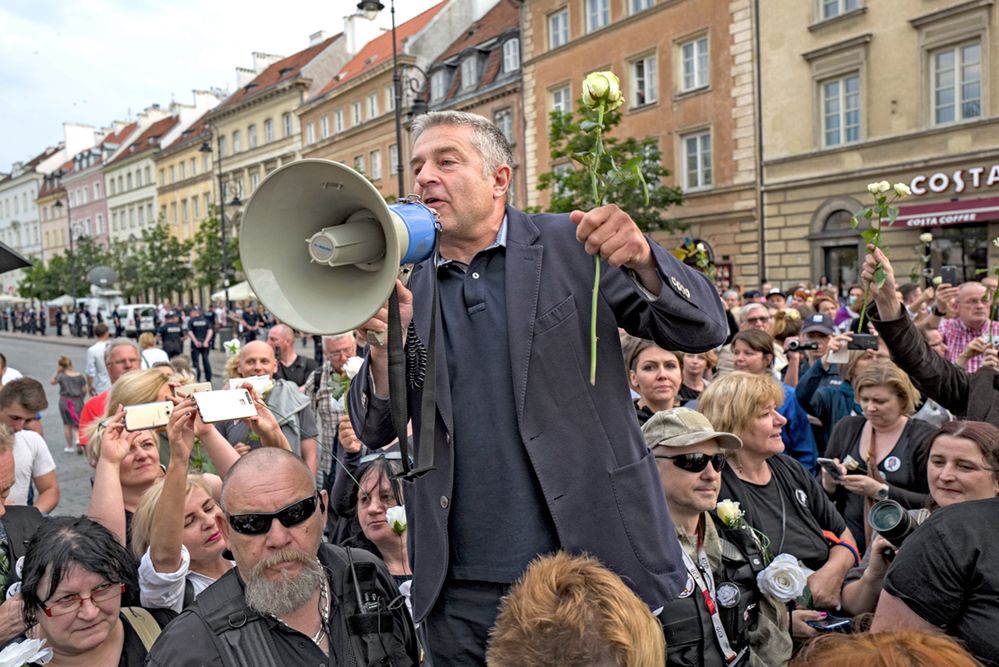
left=502, top=39, right=520, bottom=73
left=202, top=154, right=210, bottom=173
left=682, top=130, right=712, bottom=190
left=680, top=35, right=709, bottom=92
left=551, top=85, right=572, bottom=114
left=232, top=130, right=242, bottom=153
left=144, top=166, right=151, bottom=184
left=630, top=0, right=654, bottom=14
left=367, top=94, right=378, bottom=118
left=631, top=54, right=658, bottom=107
left=94, top=182, right=101, bottom=200
left=548, top=8, right=569, bottom=49
left=334, top=109, right=344, bottom=133
left=117, top=175, right=123, bottom=193
left=182, top=200, right=190, bottom=225
left=822, top=72, right=860, bottom=146
left=370, top=150, right=382, bottom=180
left=169, top=166, right=175, bottom=184
left=248, top=124, right=258, bottom=148
left=169, top=203, right=176, bottom=226
left=507, top=167, right=517, bottom=206
left=494, top=108, right=514, bottom=144
left=586, top=0, right=609, bottom=33
left=146, top=203, right=153, bottom=224
left=306, top=122, right=316, bottom=144
left=192, top=197, right=199, bottom=220
left=822, top=0, right=858, bottom=20
left=431, top=70, right=450, bottom=100
left=320, top=115, right=329, bottom=139
left=179, top=162, right=186, bottom=180
left=390, top=144, right=399, bottom=177
left=96, top=213, right=103, bottom=235
left=386, top=85, right=396, bottom=112
left=461, top=57, right=478, bottom=90
left=138, top=206, right=144, bottom=226
left=250, top=172, right=260, bottom=192
left=112, top=211, right=118, bottom=231
left=126, top=173, right=133, bottom=190
left=264, top=119, right=274, bottom=143
left=203, top=194, right=210, bottom=216
left=282, top=112, right=293, bottom=137
left=218, top=136, right=227, bottom=158
left=190, top=158, right=197, bottom=176
left=932, top=41, right=982, bottom=125
left=354, top=155, right=365, bottom=174
left=352, top=101, right=362, bottom=126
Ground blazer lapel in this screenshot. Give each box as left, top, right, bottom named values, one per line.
left=504, top=207, right=542, bottom=421
left=409, top=261, right=453, bottom=434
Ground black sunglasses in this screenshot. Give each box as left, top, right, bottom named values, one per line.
left=655, top=452, right=727, bottom=473
left=227, top=494, right=324, bottom=536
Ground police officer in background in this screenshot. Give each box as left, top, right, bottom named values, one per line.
left=187, top=305, right=214, bottom=383
left=158, top=310, right=185, bottom=359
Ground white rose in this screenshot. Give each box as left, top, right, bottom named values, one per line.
left=0, top=638, right=54, bottom=665
left=993, top=237, right=999, bottom=249
left=933, top=276, right=943, bottom=285
left=867, top=182, right=881, bottom=195
left=894, top=182, right=912, bottom=197
left=756, top=553, right=808, bottom=603
left=385, top=505, right=407, bottom=535
left=919, top=233, right=933, bottom=244
left=223, top=338, right=241, bottom=357
left=343, top=356, right=365, bottom=380
left=696, top=243, right=706, bottom=253
left=582, top=71, right=624, bottom=111
left=715, top=499, right=743, bottom=528
left=878, top=180, right=891, bottom=193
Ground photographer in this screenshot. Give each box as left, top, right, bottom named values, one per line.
left=861, top=247, right=999, bottom=422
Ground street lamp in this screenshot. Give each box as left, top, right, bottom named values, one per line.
left=200, top=133, right=242, bottom=310
left=357, top=0, right=407, bottom=198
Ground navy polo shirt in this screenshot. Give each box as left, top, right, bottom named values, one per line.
left=438, top=219, right=558, bottom=583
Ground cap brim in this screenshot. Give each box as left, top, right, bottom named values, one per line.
left=651, top=430, right=742, bottom=451
left=801, top=325, right=835, bottom=335
left=0, top=241, right=31, bottom=274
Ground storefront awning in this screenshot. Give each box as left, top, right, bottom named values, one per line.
left=888, top=196, right=999, bottom=228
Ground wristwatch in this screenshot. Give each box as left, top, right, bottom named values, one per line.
left=876, top=484, right=889, bottom=500
left=932, top=305, right=947, bottom=317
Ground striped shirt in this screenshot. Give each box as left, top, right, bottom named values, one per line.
left=939, top=317, right=999, bottom=373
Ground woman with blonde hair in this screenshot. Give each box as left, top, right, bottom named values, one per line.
left=50, top=354, right=87, bottom=453
left=138, top=331, right=169, bottom=368
left=821, top=360, right=936, bottom=553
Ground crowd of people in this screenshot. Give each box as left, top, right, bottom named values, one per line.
left=0, top=110, right=995, bottom=666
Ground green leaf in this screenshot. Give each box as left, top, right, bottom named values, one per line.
left=849, top=216, right=859, bottom=229
left=571, top=152, right=592, bottom=167
left=887, top=207, right=899, bottom=224
left=861, top=228, right=879, bottom=243
left=862, top=208, right=873, bottom=219
left=579, top=120, right=602, bottom=132
left=873, top=266, right=887, bottom=289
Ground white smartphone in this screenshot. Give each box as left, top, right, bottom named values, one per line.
left=227, top=375, right=273, bottom=396
left=124, top=401, right=173, bottom=432
left=194, top=389, right=258, bottom=423
left=175, top=382, right=212, bottom=398
left=826, top=347, right=850, bottom=364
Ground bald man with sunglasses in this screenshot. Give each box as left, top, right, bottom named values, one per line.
left=147, top=448, right=418, bottom=666
left=644, top=409, right=793, bottom=666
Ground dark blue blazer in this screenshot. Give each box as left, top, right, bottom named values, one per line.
left=350, top=206, right=728, bottom=621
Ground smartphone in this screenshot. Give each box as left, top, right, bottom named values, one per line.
left=124, top=401, right=173, bottom=432
left=175, top=382, right=212, bottom=398
left=227, top=375, right=273, bottom=396
left=847, top=333, right=879, bottom=350
left=194, top=389, right=258, bottom=423
left=805, top=615, right=853, bottom=633
left=940, top=265, right=958, bottom=285
left=826, top=347, right=850, bottom=365
left=816, top=457, right=842, bottom=480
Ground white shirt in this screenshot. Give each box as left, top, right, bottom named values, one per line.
left=140, top=347, right=170, bottom=368
left=85, top=340, right=110, bottom=394
left=138, top=545, right=230, bottom=612
left=1, top=368, right=22, bottom=386
left=10, top=430, right=56, bottom=506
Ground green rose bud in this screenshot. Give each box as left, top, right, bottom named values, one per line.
left=582, top=71, right=624, bottom=111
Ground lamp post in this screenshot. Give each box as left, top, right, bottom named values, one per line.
left=53, top=174, right=77, bottom=295
left=200, top=132, right=242, bottom=310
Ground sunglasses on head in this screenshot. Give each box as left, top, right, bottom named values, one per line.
left=655, top=452, right=727, bottom=473
left=226, top=494, right=324, bottom=536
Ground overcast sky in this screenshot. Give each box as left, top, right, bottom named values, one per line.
left=0, top=0, right=440, bottom=171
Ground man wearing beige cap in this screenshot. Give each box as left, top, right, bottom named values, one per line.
left=643, top=408, right=791, bottom=667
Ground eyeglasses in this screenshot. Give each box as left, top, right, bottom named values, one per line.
left=654, top=452, right=727, bottom=473
left=42, top=582, right=124, bottom=617
left=227, top=494, right=323, bottom=536
left=745, top=316, right=771, bottom=324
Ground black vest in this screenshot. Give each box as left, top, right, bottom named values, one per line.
left=661, top=514, right=766, bottom=667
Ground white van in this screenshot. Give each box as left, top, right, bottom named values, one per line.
left=117, top=304, right=157, bottom=337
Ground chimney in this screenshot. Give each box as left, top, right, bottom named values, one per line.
left=343, top=10, right=384, bottom=55
left=309, top=30, right=328, bottom=46
left=252, top=52, right=284, bottom=73
left=236, top=66, right=256, bottom=88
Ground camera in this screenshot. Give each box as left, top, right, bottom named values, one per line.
left=868, top=499, right=924, bottom=562
left=847, top=333, right=879, bottom=350
left=787, top=340, right=819, bottom=352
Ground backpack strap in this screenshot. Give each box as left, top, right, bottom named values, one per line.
left=121, top=607, right=162, bottom=652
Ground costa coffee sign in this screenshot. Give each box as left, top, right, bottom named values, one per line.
left=888, top=196, right=999, bottom=228
left=909, top=163, right=999, bottom=196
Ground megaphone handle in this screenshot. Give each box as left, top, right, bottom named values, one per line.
left=386, top=290, right=411, bottom=473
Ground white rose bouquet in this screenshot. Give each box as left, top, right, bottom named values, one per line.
left=851, top=180, right=911, bottom=331
left=756, top=553, right=808, bottom=603
left=0, top=638, right=53, bottom=666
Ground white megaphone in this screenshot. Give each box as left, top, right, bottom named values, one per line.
left=239, top=159, right=440, bottom=334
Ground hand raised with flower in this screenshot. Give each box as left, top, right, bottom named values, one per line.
left=852, top=180, right=911, bottom=330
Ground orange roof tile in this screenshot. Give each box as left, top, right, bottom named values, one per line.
left=318, top=1, right=448, bottom=96
left=216, top=34, right=342, bottom=111
left=108, top=115, right=179, bottom=163
left=99, top=122, right=138, bottom=149
left=437, top=0, right=519, bottom=62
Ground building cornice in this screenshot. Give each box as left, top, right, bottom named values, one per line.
left=910, top=0, right=994, bottom=28
left=801, top=33, right=872, bottom=62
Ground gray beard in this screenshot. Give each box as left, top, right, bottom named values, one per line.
left=244, top=549, right=325, bottom=617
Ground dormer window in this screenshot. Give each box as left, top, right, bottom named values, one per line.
left=502, top=38, right=520, bottom=73
left=278, top=67, right=293, bottom=77
left=461, top=56, right=478, bottom=90
left=431, top=69, right=450, bottom=101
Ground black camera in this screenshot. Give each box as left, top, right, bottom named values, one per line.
left=787, top=340, right=819, bottom=352
left=868, top=499, right=923, bottom=562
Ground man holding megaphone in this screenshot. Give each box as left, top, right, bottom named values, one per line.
left=346, top=110, right=729, bottom=663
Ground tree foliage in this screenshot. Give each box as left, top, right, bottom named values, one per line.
left=535, top=106, right=685, bottom=232
left=192, top=208, right=240, bottom=295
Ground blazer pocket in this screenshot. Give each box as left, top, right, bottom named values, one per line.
left=608, top=450, right=673, bottom=575
left=533, top=295, right=576, bottom=336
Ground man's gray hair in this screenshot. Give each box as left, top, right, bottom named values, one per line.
left=739, top=302, right=769, bottom=325
left=321, top=332, right=354, bottom=344
left=411, top=110, right=513, bottom=176
left=104, top=338, right=140, bottom=366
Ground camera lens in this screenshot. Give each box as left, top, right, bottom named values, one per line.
left=868, top=499, right=915, bottom=548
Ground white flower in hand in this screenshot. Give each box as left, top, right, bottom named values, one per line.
left=223, top=338, right=241, bottom=357
left=894, top=182, right=912, bottom=197
left=385, top=505, right=407, bottom=535
left=715, top=499, right=743, bottom=528
left=756, top=553, right=808, bottom=603
left=343, top=356, right=364, bottom=380
left=919, top=232, right=933, bottom=244
left=0, top=638, right=54, bottom=665
left=933, top=276, right=943, bottom=285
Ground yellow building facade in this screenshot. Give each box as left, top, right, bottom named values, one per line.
left=154, top=118, right=215, bottom=246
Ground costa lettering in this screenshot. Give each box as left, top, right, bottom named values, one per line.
left=909, top=164, right=999, bottom=196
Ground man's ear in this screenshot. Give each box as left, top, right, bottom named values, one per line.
left=492, top=164, right=512, bottom=199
